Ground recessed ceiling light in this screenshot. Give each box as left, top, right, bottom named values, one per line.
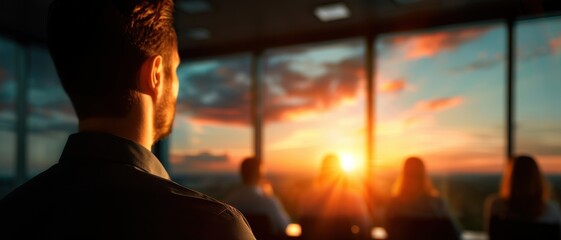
left=177, top=0, right=212, bottom=14
left=314, top=3, right=351, bottom=22
left=186, top=28, right=211, bottom=40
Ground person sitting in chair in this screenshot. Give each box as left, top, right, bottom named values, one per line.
left=485, top=155, right=561, bottom=240
left=385, top=156, right=460, bottom=240
left=225, top=157, right=291, bottom=237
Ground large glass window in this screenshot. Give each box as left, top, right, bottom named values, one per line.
left=515, top=16, right=561, bottom=197
left=0, top=37, right=18, bottom=178
left=515, top=16, right=561, bottom=170
left=27, top=46, right=77, bottom=176
left=375, top=22, right=506, bottom=230
left=262, top=39, right=366, bottom=216
left=170, top=55, right=252, bottom=198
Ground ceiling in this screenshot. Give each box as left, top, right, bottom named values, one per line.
left=1, top=0, right=560, bottom=59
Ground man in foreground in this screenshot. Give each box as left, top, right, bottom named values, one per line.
left=0, top=0, right=255, bottom=239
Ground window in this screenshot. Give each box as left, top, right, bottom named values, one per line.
left=515, top=16, right=561, bottom=196
left=27, top=46, right=77, bottom=176
left=170, top=55, right=252, bottom=198
left=262, top=39, right=366, bottom=215
left=515, top=16, right=561, bottom=171
left=375, top=22, right=506, bottom=230
left=0, top=37, right=18, bottom=178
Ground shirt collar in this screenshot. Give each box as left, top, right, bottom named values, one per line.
left=59, top=131, right=170, bottom=180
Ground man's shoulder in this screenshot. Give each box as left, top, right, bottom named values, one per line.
left=115, top=171, right=256, bottom=239
left=0, top=164, right=256, bottom=239
left=153, top=176, right=243, bottom=217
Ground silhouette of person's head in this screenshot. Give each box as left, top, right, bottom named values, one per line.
left=241, top=158, right=262, bottom=186
left=500, top=155, right=548, bottom=218
left=47, top=0, right=179, bottom=141
left=319, top=154, right=344, bottom=184
left=392, top=156, right=438, bottom=199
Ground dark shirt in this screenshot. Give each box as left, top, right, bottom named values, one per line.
left=0, top=132, right=256, bottom=240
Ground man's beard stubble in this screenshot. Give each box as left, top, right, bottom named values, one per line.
left=153, top=84, right=176, bottom=141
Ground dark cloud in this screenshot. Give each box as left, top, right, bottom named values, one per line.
left=26, top=109, right=77, bottom=135
left=0, top=118, right=15, bottom=132
left=451, top=54, right=503, bottom=73
left=170, top=152, right=233, bottom=174
left=176, top=50, right=365, bottom=125
left=179, top=152, right=229, bottom=163
left=0, top=67, right=16, bottom=103
left=454, top=35, right=561, bottom=72
left=263, top=56, right=364, bottom=123
left=0, top=68, right=7, bottom=82
left=0, top=108, right=77, bottom=135
left=176, top=58, right=252, bottom=126
left=518, top=46, right=552, bottom=62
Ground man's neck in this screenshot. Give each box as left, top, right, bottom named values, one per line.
left=79, top=115, right=154, bottom=150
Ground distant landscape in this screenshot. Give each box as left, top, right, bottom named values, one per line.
left=171, top=173, right=561, bottom=231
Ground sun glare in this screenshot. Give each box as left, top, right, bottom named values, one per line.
left=340, top=153, right=358, bottom=173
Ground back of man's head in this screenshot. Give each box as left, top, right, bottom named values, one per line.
left=47, top=0, right=177, bottom=120
left=240, top=158, right=261, bottom=186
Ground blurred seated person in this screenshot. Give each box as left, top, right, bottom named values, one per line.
left=385, top=157, right=460, bottom=240
left=225, top=157, right=291, bottom=238
left=297, top=154, right=371, bottom=239
left=484, top=155, right=561, bottom=240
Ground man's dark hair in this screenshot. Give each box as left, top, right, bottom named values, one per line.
left=240, top=158, right=261, bottom=185
left=47, top=0, right=177, bottom=119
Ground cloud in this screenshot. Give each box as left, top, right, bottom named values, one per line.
left=516, top=125, right=561, bottom=156
left=516, top=34, right=561, bottom=61
left=518, top=46, right=550, bottom=61
left=550, top=34, right=561, bottom=54
left=0, top=68, right=6, bottom=82
left=263, top=56, right=364, bottom=123
left=395, top=97, right=465, bottom=128
left=177, top=52, right=365, bottom=126
left=451, top=53, right=503, bottom=73
left=0, top=69, right=16, bottom=103
left=388, top=27, right=494, bottom=60
left=26, top=108, right=77, bottom=135
left=175, top=59, right=252, bottom=126
left=415, top=97, right=464, bottom=112
left=177, top=151, right=230, bottom=163
left=378, top=79, right=406, bottom=93
left=170, top=152, right=234, bottom=173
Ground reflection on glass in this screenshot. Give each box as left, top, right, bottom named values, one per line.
left=375, top=23, right=506, bottom=230
left=262, top=39, right=366, bottom=218
left=515, top=16, right=561, bottom=173
left=0, top=37, right=17, bottom=177
left=27, top=47, right=77, bottom=176
left=170, top=55, right=252, bottom=196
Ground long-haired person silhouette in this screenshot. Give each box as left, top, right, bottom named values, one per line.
left=385, top=157, right=460, bottom=240
left=485, top=155, right=561, bottom=239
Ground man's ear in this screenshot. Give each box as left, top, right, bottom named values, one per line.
left=138, top=55, right=163, bottom=98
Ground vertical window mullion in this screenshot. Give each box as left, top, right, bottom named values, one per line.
left=15, top=45, right=29, bottom=186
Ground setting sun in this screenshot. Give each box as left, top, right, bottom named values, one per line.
left=340, top=153, right=359, bottom=173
